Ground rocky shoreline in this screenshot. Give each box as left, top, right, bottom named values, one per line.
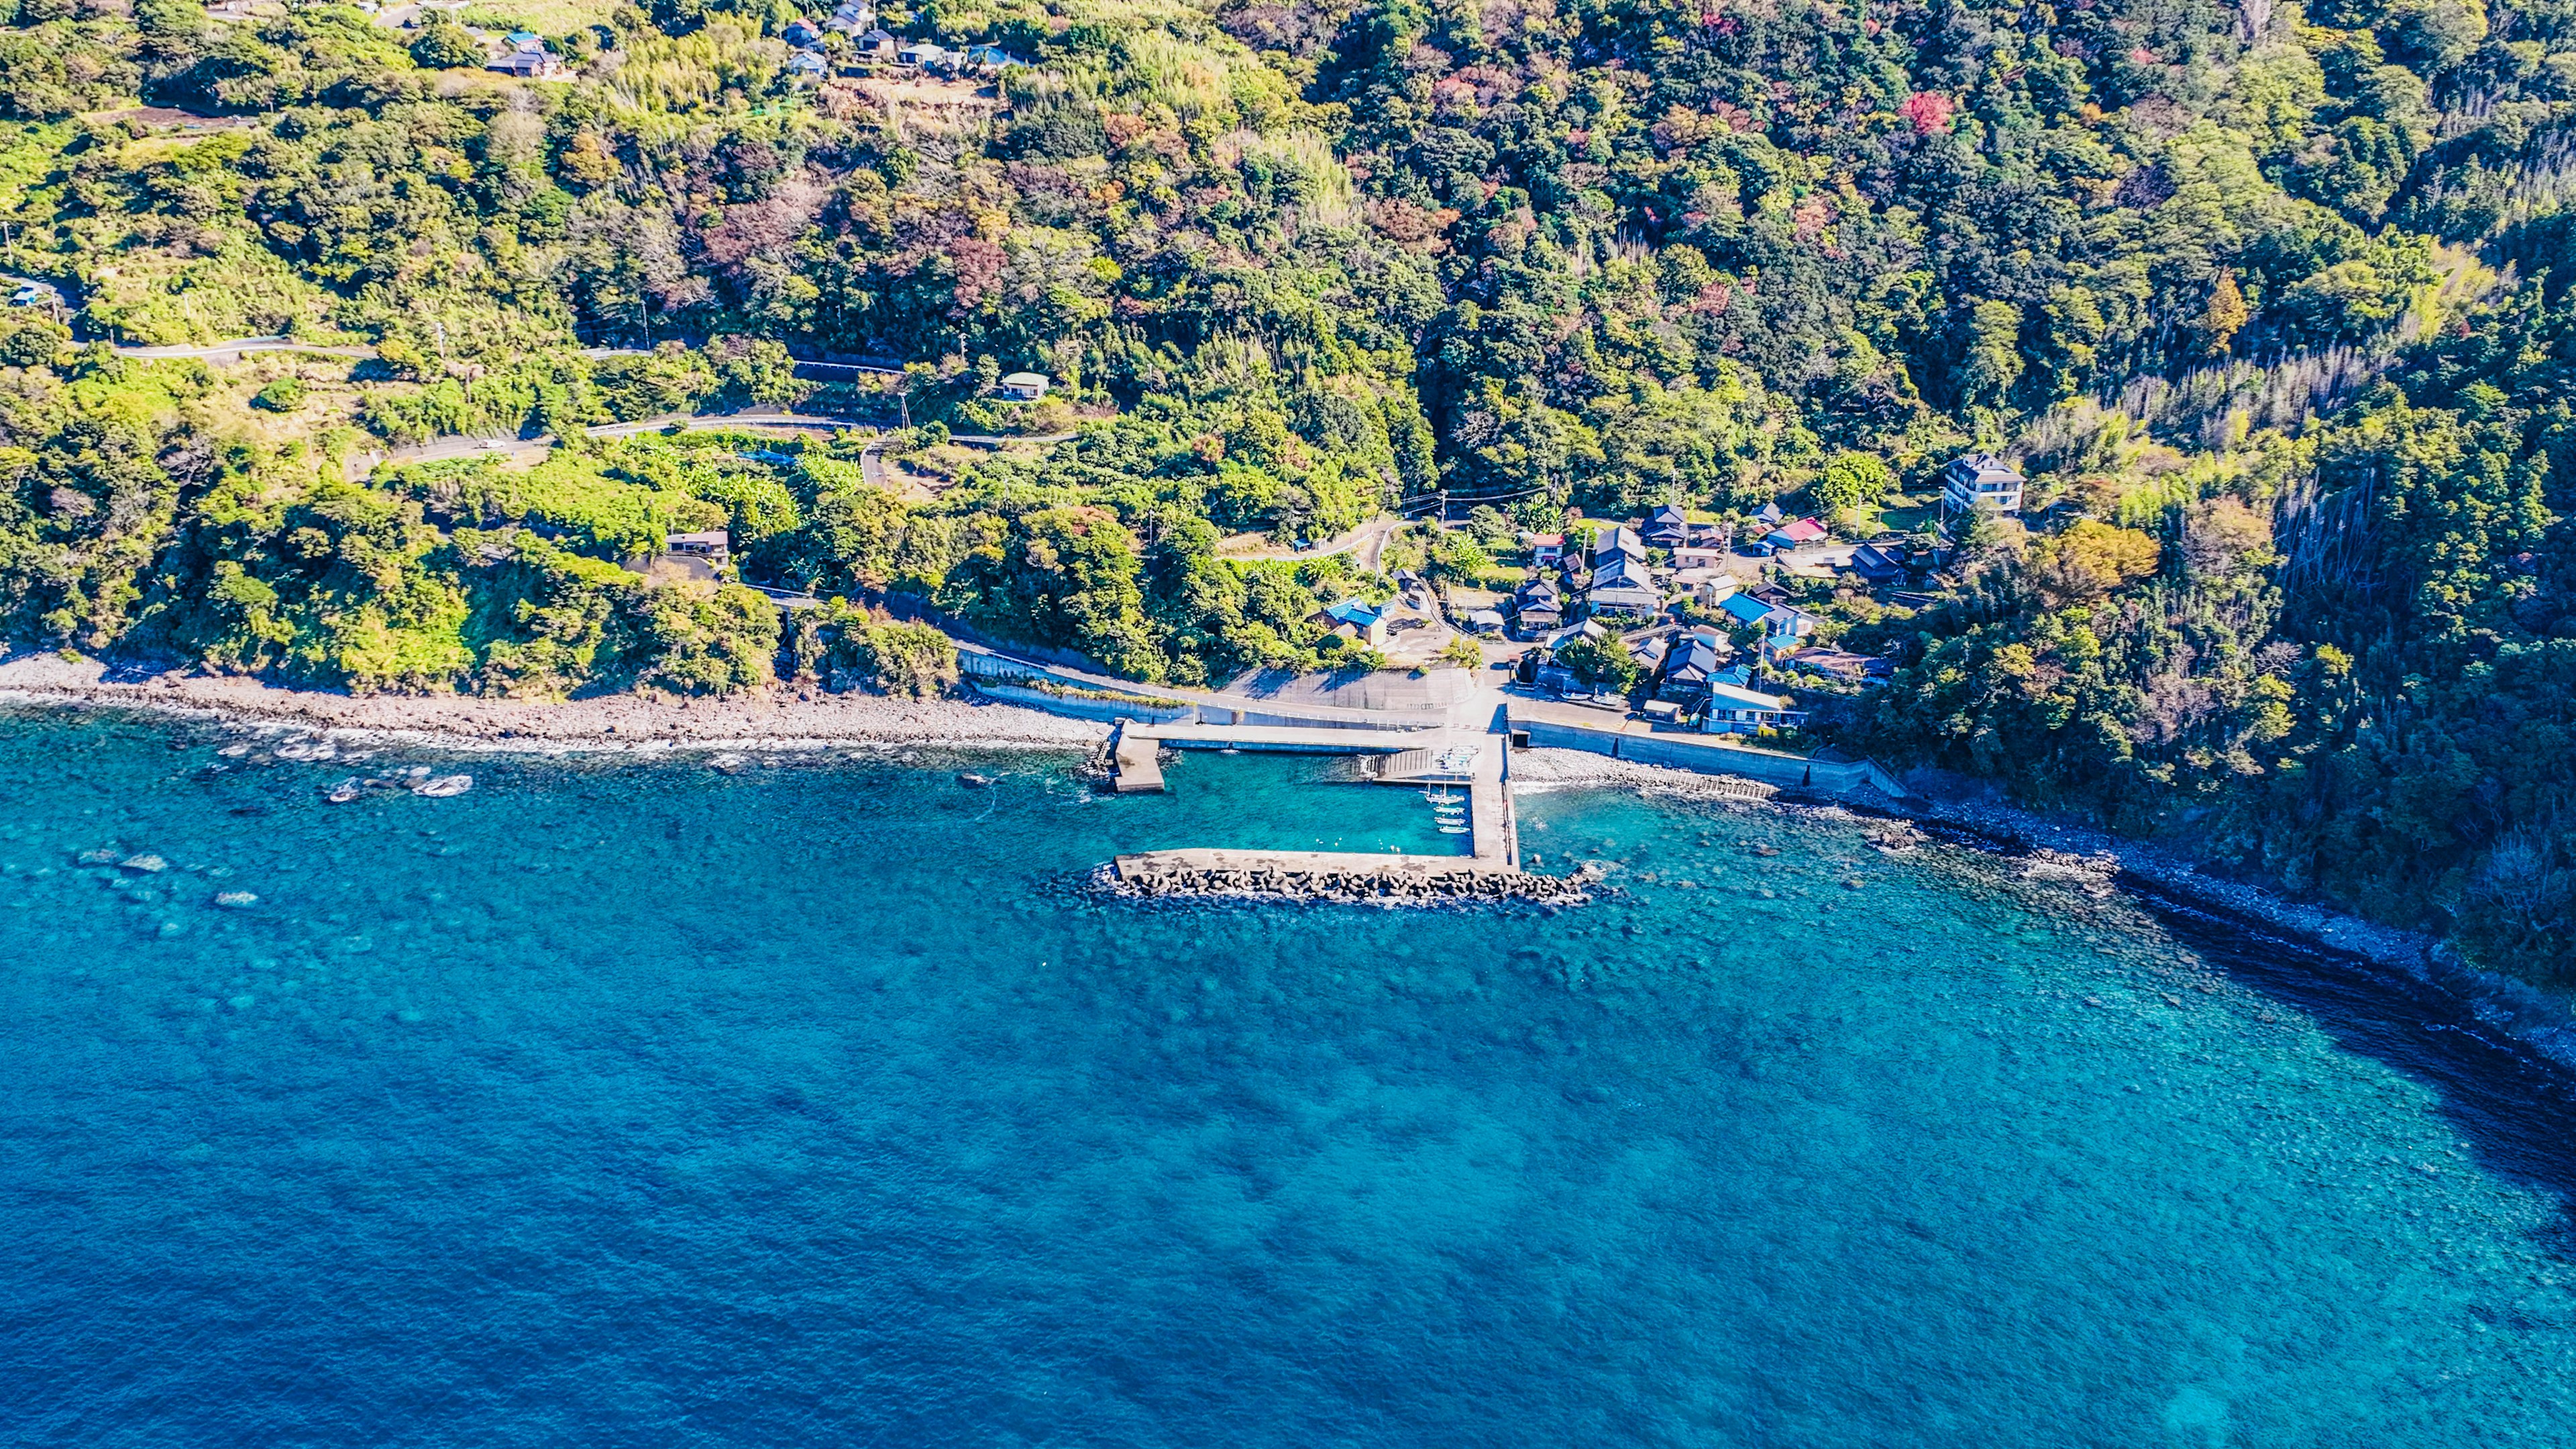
left=1509, top=746, right=2576, bottom=1075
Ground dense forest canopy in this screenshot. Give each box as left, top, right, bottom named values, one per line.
left=0, top=0, right=2571, bottom=978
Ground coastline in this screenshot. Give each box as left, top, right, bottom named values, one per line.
left=0, top=653, right=1112, bottom=753
left=1509, top=745, right=2576, bottom=1074
left=9, top=655, right=2569, bottom=1073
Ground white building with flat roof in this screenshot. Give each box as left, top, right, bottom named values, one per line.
left=1943, top=453, right=2024, bottom=515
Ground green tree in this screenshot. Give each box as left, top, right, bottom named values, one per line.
left=1814, top=453, right=1896, bottom=516
left=410, top=23, right=484, bottom=70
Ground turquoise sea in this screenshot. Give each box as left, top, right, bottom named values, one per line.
left=2, top=702, right=2573, bottom=1446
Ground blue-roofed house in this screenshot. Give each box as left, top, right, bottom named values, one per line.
left=505, top=29, right=541, bottom=46
left=1317, top=598, right=1388, bottom=646
left=1717, top=590, right=1819, bottom=657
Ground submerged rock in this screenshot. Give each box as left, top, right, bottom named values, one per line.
left=120, top=854, right=167, bottom=874
left=957, top=772, right=996, bottom=788
left=75, top=849, right=120, bottom=866
left=213, top=891, right=258, bottom=910
left=412, top=775, right=473, bottom=798
left=325, top=779, right=363, bottom=804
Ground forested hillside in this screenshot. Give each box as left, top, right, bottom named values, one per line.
left=0, top=0, right=2569, bottom=975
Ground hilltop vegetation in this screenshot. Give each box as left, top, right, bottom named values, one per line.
left=0, top=0, right=2571, bottom=975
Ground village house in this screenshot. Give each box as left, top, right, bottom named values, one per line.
left=1703, top=682, right=1809, bottom=735
left=1525, top=532, right=1565, bottom=567
left=1587, top=553, right=1662, bottom=616
left=1316, top=598, right=1389, bottom=647
left=1717, top=589, right=1819, bottom=657
left=1645, top=502, right=1692, bottom=550
left=1594, top=524, right=1647, bottom=562
left=896, top=39, right=949, bottom=66
left=787, top=50, right=826, bottom=77
left=666, top=530, right=731, bottom=565
left=1942, top=452, right=2025, bottom=515
left=853, top=26, right=898, bottom=56
left=1671, top=526, right=1734, bottom=568
left=999, top=370, right=1049, bottom=400
left=782, top=17, right=822, bottom=46
left=1847, top=541, right=1914, bottom=588
left=825, top=0, right=876, bottom=32
left=1513, top=578, right=1564, bottom=635
left=489, top=45, right=566, bottom=78
left=1760, top=515, right=1829, bottom=553
left=1657, top=633, right=1733, bottom=703
left=1687, top=574, right=1741, bottom=609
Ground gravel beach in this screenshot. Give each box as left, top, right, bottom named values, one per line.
left=0, top=653, right=1110, bottom=753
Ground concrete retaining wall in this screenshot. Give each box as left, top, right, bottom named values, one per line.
left=969, top=682, right=1195, bottom=724
left=1515, top=713, right=1905, bottom=797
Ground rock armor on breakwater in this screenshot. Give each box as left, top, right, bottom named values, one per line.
left=1095, top=863, right=1596, bottom=908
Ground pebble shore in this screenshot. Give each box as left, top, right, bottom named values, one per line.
left=0, top=653, right=1110, bottom=752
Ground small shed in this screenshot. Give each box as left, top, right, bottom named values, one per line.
left=999, top=370, right=1050, bottom=401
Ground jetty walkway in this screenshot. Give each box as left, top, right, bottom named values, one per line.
left=1107, top=720, right=1525, bottom=894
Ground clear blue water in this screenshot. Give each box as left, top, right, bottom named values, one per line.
left=2, top=704, right=2573, bottom=1446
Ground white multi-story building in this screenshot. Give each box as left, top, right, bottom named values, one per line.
left=1941, top=453, right=2025, bottom=515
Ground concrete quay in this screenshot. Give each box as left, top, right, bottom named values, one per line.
left=1105, top=719, right=1532, bottom=897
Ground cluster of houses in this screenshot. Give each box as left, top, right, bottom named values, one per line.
left=1495, top=451, right=2035, bottom=727
left=1527, top=615, right=1817, bottom=737
left=1504, top=451, right=2028, bottom=641
left=780, top=4, right=1024, bottom=79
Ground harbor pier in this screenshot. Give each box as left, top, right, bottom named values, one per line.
left=1106, top=719, right=1532, bottom=895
